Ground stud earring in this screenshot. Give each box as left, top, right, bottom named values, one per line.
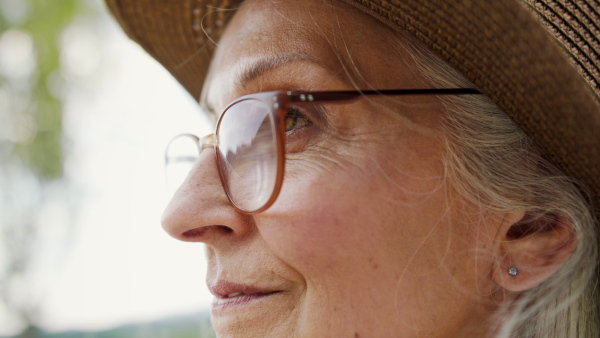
left=508, top=267, right=518, bottom=276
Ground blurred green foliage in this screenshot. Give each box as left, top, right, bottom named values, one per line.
left=1, top=0, right=87, bottom=335
left=0, top=0, right=83, bottom=179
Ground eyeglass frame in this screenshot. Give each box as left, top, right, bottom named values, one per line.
left=166, top=88, right=482, bottom=214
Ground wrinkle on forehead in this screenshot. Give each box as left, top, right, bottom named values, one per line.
left=207, top=1, right=401, bottom=77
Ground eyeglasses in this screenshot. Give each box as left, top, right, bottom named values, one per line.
left=165, top=88, right=481, bottom=214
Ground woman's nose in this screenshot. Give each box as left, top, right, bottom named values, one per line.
left=162, top=146, right=252, bottom=242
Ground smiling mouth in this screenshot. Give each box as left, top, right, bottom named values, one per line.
left=209, top=282, right=282, bottom=312
left=212, top=290, right=281, bottom=312
left=221, top=290, right=278, bottom=299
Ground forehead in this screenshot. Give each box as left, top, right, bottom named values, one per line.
left=202, top=0, right=424, bottom=110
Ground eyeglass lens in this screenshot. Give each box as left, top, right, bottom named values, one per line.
left=165, top=98, right=280, bottom=212
left=217, top=98, right=279, bottom=212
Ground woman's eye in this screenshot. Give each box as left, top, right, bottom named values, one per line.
left=285, top=107, right=312, bottom=134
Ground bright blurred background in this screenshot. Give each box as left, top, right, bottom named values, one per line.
left=0, top=0, right=216, bottom=336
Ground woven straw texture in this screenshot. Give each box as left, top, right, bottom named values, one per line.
left=105, top=0, right=600, bottom=213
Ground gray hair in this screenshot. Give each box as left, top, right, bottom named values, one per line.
left=400, top=35, right=599, bottom=337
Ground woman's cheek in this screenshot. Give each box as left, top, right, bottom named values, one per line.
left=256, top=160, right=371, bottom=267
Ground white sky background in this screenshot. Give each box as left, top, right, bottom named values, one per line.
left=2, top=0, right=215, bottom=334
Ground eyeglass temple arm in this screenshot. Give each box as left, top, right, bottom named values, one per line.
left=288, top=88, right=482, bottom=104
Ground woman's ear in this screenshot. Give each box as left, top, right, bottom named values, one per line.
left=491, top=211, right=576, bottom=292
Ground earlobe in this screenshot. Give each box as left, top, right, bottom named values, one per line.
left=491, top=211, right=576, bottom=292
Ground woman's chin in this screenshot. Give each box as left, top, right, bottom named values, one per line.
left=211, top=292, right=295, bottom=337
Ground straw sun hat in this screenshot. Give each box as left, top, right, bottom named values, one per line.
left=105, top=0, right=600, bottom=212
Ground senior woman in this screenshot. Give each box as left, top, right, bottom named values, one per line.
left=106, top=0, right=599, bottom=336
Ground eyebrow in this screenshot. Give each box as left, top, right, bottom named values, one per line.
left=203, top=52, right=324, bottom=116
left=235, top=52, right=322, bottom=89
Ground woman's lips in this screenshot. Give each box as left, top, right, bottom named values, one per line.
left=210, top=282, right=281, bottom=312
left=211, top=292, right=279, bottom=311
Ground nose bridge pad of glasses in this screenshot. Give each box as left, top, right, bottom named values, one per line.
left=200, top=133, right=217, bottom=150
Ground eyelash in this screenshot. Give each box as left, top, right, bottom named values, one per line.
left=284, top=106, right=313, bottom=135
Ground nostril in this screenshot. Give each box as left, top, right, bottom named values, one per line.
left=216, top=225, right=233, bottom=233
left=181, top=225, right=233, bottom=239
left=182, top=227, right=208, bottom=238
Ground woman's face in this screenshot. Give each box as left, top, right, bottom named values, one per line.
left=163, top=0, right=502, bottom=336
